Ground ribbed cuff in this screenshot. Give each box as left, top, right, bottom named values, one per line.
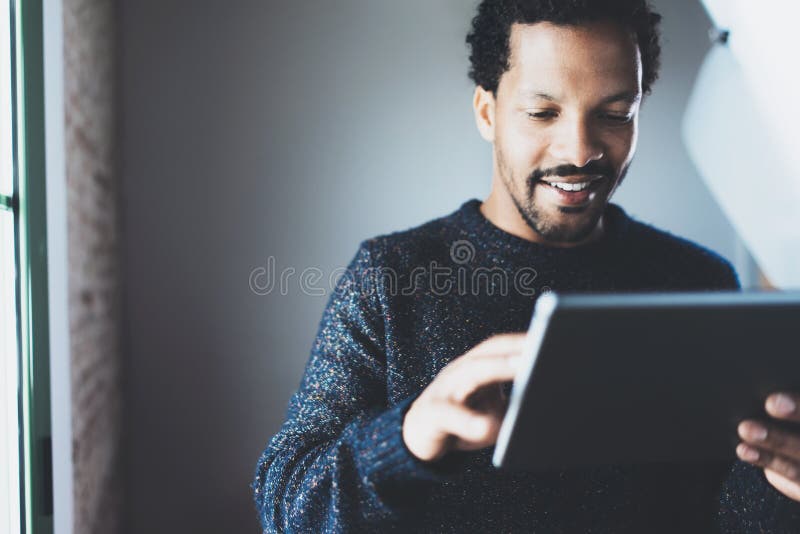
left=354, top=394, right=469, bottom=489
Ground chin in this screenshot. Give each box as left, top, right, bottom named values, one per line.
left=530, top=201, right=606, bottom=243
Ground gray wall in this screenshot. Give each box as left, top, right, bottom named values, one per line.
left=118, top=1, right=734, bottom=532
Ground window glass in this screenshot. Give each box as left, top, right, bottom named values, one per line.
left=0, top=0, right=12, bottom=196
left=0, top=208, right=20, bottom=534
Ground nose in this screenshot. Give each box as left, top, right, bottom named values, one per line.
left=548, top=117, right=604, bottom=168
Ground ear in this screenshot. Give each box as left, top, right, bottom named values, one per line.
left=472, top=85, right=496, bottom=143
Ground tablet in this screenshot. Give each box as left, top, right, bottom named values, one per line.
left=492, top=290, right=800, bottom=472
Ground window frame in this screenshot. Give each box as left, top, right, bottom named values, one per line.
left=9, top=0, right=54, bottom=532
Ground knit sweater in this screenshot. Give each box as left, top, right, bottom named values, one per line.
left=253, top=198, right=800, bottom=533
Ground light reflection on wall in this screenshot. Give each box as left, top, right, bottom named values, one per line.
left=683, top=0, right=800, bottom=288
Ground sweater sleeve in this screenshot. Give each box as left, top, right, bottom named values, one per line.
left=252, top=240, right=461, bottom=533
left=717, top=460, right=800, bottom=531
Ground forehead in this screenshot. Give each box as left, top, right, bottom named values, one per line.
left=503, top=20, right=642, bottom=98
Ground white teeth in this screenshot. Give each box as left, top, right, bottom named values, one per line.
left=547, top=181, right=591, bottom=192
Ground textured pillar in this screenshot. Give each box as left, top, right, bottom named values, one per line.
left=64, top=0, right=122, bottom=532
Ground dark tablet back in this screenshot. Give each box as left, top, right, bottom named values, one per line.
left=492, top=291, right=800, bottom=471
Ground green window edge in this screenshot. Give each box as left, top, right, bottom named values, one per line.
left=13, top=0, right=53, bottom=532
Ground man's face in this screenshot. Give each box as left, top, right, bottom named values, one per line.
left=482, top=20, right=643, bottom=244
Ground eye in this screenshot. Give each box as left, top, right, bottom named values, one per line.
left=602, top=113, right=633, bottom=124
left=526, top=110, right=558, bottom=121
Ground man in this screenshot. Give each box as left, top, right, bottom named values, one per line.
left=253, top=1, right=800, bottom=531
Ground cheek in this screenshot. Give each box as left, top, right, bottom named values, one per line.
left=501, top=123, right=550, bottom=170
left=602, top=127, right=636, bottom=166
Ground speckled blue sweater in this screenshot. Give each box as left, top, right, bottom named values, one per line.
left=253, top=198, right=800, bottom=533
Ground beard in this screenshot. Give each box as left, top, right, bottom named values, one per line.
left=498, top=148, right=630, bottom=244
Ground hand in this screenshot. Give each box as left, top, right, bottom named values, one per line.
left=737, top=392, right=800, bottom=502
left=402, top=333, right=525, bottom=463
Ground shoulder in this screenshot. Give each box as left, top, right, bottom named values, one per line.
left=357, top=204, right=464, bottom=272
left=611, top=204, right=741, bottom=291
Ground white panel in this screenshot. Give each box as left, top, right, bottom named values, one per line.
left=43, top=0, right=73, bottom=532
left=683, top=45, right=800, bottom=288
left=699, top=0, right=800, bottom=183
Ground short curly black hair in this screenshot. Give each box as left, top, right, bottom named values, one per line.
left=466, top=0, right=662, bottom=95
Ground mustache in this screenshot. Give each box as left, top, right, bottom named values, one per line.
left=530, top=161, right=614, bottom=183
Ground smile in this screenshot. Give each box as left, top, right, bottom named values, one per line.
left=537, top=176, right=606, bottom=207
left=540, top=175, right=605, bottom=192
left=544, top=181, right=592, bottom=192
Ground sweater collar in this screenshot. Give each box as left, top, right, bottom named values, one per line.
left=453, top=198, right=630, bottom=258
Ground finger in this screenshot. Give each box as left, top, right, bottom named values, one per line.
left=434, top=401, right=502, bottom=449
left=443, top=333, right=525, bottom=378
left=738, top=420, right=800, bottom=462
left=765, top=469, right=800, bottom=502
left=467, top=333, right=527, bottom=360
left=736, top=443, right=800, bottom=483
left=765, top=393, right=800, bottom=422
left=446, top=356, right=520, bottom=403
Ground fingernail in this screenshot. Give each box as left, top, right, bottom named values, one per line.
left=772, top=394, right=796, bottom=416
left=737, top=444, right=760, bottom=462
left=744, top=422, right=767, bottom=441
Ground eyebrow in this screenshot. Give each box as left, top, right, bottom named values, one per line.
left=520, top=90, right=641, bottom=105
